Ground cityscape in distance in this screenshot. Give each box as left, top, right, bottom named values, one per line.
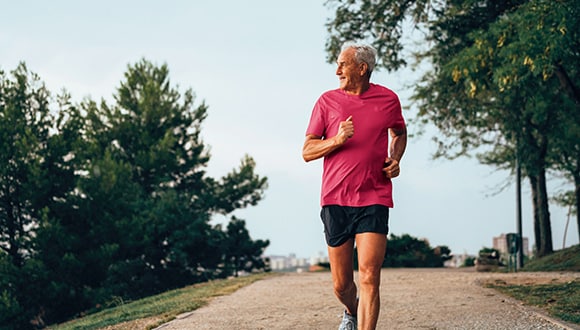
left=267, top=232, right=530, bottom=272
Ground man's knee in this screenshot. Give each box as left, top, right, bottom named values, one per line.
left=358, top=265, right=382, bottom=288
left=333, top=279, right=356, bottom=297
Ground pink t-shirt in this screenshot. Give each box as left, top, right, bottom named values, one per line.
left=306, top=83, right=405, bottom=207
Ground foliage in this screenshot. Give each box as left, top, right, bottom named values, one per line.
left=435, top=0, right=579, bottom=256
left=0, top=63, right=68, bottom=266
left=222, top=216, right=270, bottom=277
left=0, top=64, right=83, bottom=329
left=462, top=256, right=475, bottom=267
left=325, top=0, right=434, bottom=71
left=478, top=247, right=500, bottom=257
left=0, top=61, right=269, bottom=328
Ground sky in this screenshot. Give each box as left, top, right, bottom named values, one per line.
left=1, top=1, right=577, bottom=259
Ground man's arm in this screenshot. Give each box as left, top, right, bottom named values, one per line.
left=383, top=126, right=407, bottom=178
left=302, top=116, right=354, bottom=162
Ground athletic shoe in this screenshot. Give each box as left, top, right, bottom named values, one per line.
left=338, top=311, right=357, bottom=330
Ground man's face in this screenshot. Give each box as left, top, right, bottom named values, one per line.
left=336, top=48, right=364, bottom=93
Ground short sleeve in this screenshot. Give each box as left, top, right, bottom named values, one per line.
left=305, top=97, right=326, bottom=137
left=389, top=94, right=406, bottom=130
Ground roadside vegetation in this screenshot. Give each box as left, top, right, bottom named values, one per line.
left=485, top=245, right=580, bottom=325
left=49, top=272, right=275, bottom=330
left=522, top=244, right=580, bottom=272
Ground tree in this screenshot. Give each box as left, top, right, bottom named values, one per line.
left=0, top=64, right=85, bottom=328
left=424, top=0, right=580, bottom=256
left=0, top=63, right=52, bottom=267
left=95, top=59, right=268, bottom=289
left=222, top=216, right=270, bottom=277
left=325, top=0, right=580, bottom=257
left=79, top=59, right=220, bottom=297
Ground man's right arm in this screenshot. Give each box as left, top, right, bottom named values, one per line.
left=302, top=134, right=342, bottom=162
left=302, top=116, right=354, bottom=162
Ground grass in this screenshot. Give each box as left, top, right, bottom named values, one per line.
left=484, top=244, right=580, bottom=325
left=48, top=272, right=276, bottom=330
left=521, top=244, right=580, bottom=272
left=487, top=278, right=580, bottom=324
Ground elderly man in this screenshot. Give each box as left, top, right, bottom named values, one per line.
left=303, top=42, right=407, bottom=330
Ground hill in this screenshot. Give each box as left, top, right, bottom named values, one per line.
left=523, top=244, right=580, bottom=272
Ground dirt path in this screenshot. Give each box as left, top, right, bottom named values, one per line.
left=154, top=268, right=579, bottom=330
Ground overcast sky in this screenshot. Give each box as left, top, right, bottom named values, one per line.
left=1, top=1, right=577, bottom=259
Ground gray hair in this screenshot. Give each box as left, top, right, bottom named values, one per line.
left=341, top=41, right=377, bottom=76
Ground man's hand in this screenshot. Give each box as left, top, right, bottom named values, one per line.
left=336, top=115, right=354, bottom=145
left=382, top=158, right=400, bottom=178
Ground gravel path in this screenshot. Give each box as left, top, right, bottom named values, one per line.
left=155, top=268, right=579, bottom=330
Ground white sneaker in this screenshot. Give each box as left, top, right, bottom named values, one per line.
left=338, top=311, right=357, bottom=330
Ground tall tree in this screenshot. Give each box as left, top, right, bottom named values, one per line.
left=420, top=0, right=580, bottom=255
left=96, top=59, right=268, bottom=290
left=0, top=63, right=52, bottom=267
left=0, top=64, right=85, bottom=328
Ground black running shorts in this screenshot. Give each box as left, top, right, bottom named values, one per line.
left=320, top=204, right=390, bottom=247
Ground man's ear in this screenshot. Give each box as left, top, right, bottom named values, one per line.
left=359, top=62, right=368, bottom=76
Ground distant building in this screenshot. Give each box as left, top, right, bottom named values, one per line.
left=268, top=252, right=329, bottom=272
left=493, top=233, right=530, bottom=257
left=309, top=251, right=329, bottom=266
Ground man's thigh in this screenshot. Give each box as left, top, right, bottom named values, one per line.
left=327, top=238, right=355, bottom=286
left=355, top=233, right=387, bottom=276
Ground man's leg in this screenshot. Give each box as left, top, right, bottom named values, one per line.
left=355, top=232, right=387, bottom=330
left=327, top=238, right=358, bottom=316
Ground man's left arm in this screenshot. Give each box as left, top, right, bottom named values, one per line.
left=383, top=126, right=407, bottom=179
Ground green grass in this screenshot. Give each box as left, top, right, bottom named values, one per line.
left=487, top=278, right=580, bottom=324
left=485, top=244, right=580, bottom=325
left=48, top=272, right=276, bottom=330
left=521, top=244, right=580, bottom=272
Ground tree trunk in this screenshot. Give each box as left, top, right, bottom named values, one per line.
left=535, top=168, right=553, bottom=257
left=529, top=174, right=542, bottom=256
left=528, top=170, right=554, bottom=257
left=524, top=121, right=554, bottom=258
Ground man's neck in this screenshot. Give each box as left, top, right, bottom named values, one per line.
left=344, top=81, right=371, bottom=96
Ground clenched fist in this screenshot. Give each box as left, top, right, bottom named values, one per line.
left=336, top=115, right=354, bottom=145
left=382, top=158, right=400, bottom=178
